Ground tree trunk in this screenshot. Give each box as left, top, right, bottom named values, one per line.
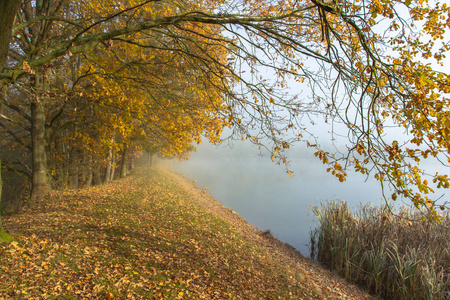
left=104, top=148, right=112, bottom=183
left=0, top=158, right=7, bottom=242
left=62, top=143, right=69, bottom=188
left=0, top=0, right=21, bottom=242
left=0, top=158, right=10, bottom=242
left=120, top=147, right=128, bottom=178
left=130, top=158, right=135, bottom=171
left=93, top=168, right=102, bottom=186
left=0, top=0, right=20, bottom=68
left=69, top=149, right=78, bottom=189
left=0, top=90, right=6, bottom=240
left=31, top=93, right=48, bottom=201
left=110, top=149, right=116, bottom=180
left=111, top=151, right=117, bottom=181
left=85, top=154, right=93, bottom=187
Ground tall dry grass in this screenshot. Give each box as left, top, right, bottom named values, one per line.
left=310, top=201, right=449, bottom=299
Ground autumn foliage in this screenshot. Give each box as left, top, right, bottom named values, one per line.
left=0, top=1, right=450, bottom=217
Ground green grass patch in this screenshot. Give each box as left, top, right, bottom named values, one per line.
left=0, top=226, right=12, bottom=242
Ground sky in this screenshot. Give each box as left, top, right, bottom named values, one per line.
left=161, top=0, right=450, bottom=255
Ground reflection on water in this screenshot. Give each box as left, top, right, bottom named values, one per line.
left=161, top=142, right=385, bottom=256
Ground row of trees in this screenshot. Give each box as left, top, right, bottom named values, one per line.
left=0, top=0, right=449, bottom=231
left=1, top=0, right=228, bottom=206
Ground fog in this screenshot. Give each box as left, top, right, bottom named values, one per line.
left=160, top=141, right=393, bottom=256
left=159, top=134, right=450, bottom=256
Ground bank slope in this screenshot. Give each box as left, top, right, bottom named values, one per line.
left=0, top=167, right=373, bottom=299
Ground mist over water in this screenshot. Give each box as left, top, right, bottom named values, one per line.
left=161, top=141, right=387, bottom=256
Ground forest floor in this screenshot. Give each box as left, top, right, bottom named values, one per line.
left=0, top=166, right=375, bottom=299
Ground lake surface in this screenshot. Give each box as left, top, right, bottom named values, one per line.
left=160, top=142, right=389, bottom=256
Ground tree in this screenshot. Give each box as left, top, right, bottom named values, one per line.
left=0, top=0, right=449, bottom=220
left=0, top=0, right=21, bottom=241
left=66, top=29, right=226, bottom=177
left=1, top=0, right=227, bottom=197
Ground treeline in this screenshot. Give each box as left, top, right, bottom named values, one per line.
left=1, top=0, right=450, bottom=221
left=0, top=0, right=228, bottom=207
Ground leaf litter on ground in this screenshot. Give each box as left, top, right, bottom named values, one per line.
left=0, top=166, right=374, bottom=299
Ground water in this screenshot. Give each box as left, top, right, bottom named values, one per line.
left=161, top=141, right=386, bottom=256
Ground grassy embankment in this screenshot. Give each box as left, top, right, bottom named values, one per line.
left=0, top=167, right=372, bottom=299
left=311, top=201, right=450, bottom=300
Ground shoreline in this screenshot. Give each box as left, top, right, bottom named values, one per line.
left=161, top=167, right=375, bottom=299
left=1, top=165, right=375, bottom=299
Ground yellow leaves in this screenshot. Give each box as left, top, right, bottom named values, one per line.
left=354, top=162, right=367, bottom=174
left=41, top=262, right=51, bottom=271
left=374, top=173, right=384, bottom=182
left=22, top=61, right=35, bottom=75
left=377, top=75, right=388, bottom=87
left=337, top=174, right=346, bottom=182
left=387, top=140, right=401, bottom=160
left=314, top=150, right=329, bottom=164
left=105, top=292, right=114, bottom=299
left=8, top=0, right=450, bottom=231
left=83, top=246, right=99, bottom=256
left=67, top=11, right=229, bottom=159
left=392, top=58, right=401, bottom=65
left=9, top=240, right=19, bottom=249
left=443, top=117, right=450, bottom=129
left=356, top=143, right=367, bottom=155
left=370, top=0, right=383, bottom=17
left=355, top=61, right=364, bottom=71
left=433, top=173, right=450, bottom=189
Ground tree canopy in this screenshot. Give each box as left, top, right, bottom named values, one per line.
left=0, top=0, right=450, bottom=220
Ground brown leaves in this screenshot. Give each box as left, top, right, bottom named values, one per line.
left=0, top=167, right=372, bottom=299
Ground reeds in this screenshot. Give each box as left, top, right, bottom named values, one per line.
left=310, top=201, right=449, bottom=299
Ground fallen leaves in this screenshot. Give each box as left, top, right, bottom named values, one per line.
left=0, top=167, right=372, bottom=299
